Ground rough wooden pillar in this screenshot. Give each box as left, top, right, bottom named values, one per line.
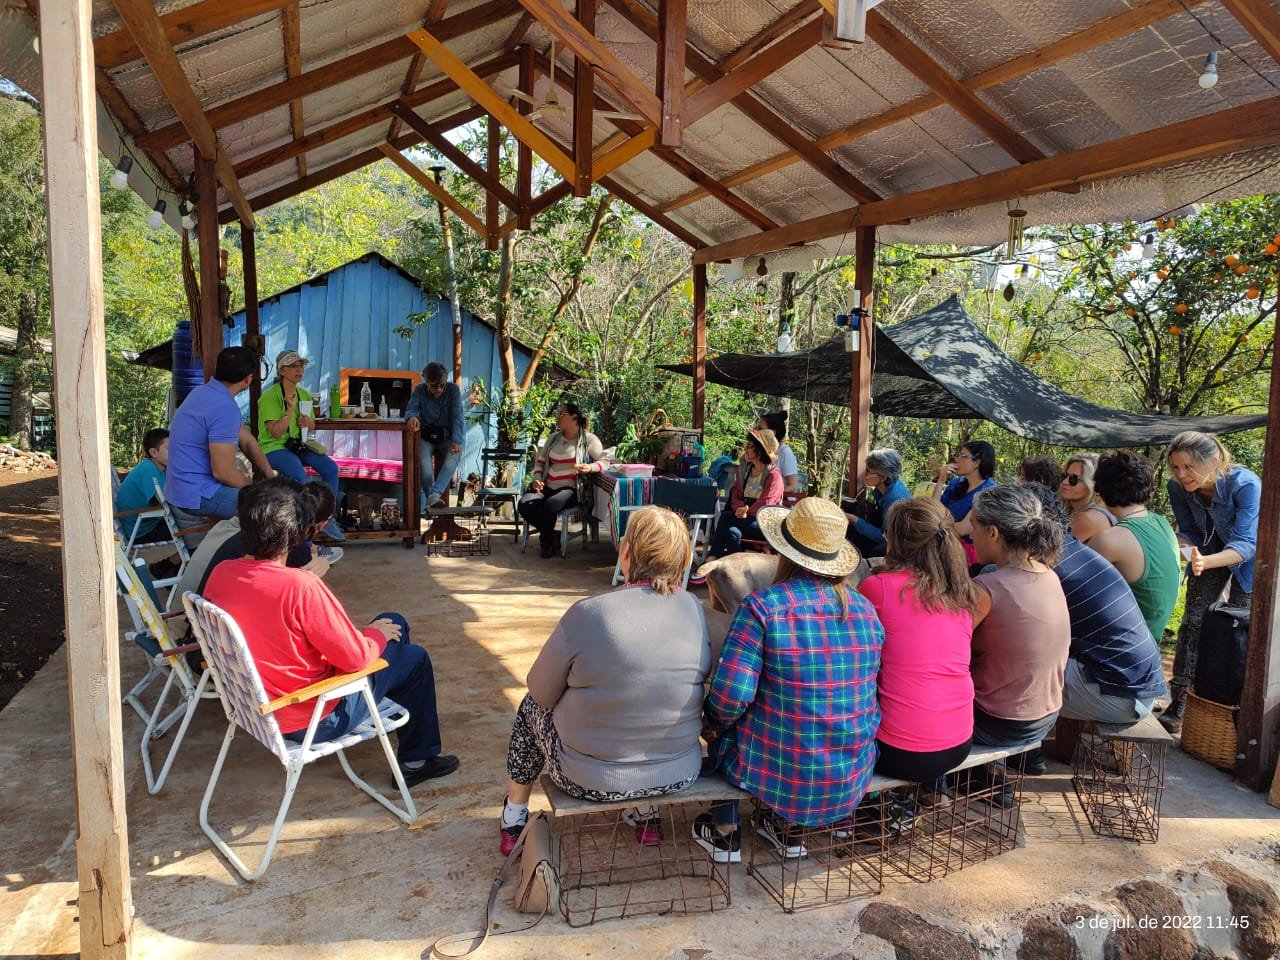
left=195, top=156, right=221, bottom=380
left=242, top=223, right=261, bottom=427
left=1244, top=294, right=1280, bottom=793
left=517, top=45, right=533, bottom=230
left=692, top=261, right=706, bottom=432
left=848, top=225, right=875, bottom=496
left=38, top=2, right=134, bottom=957
left=656, top=0, right=686, bottom=147
left=485, top=116, right=500, bottom=251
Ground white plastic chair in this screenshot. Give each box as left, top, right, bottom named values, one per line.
left=115, top=544, right=216, bottom=794
left=183, top=592, right=418, bottom=881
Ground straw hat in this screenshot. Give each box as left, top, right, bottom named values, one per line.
left=747, top=428, right=780, bottom=464
left=756, top=497, right=862, bottom=578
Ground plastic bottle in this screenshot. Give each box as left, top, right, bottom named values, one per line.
left=378, top=395, right=388, bottom=419
left=329, top=383, right=341, bottom=419
left=360, top=380, right=372, bottom=414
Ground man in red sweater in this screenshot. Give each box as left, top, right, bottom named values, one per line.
left=205, top=479, right=458, bottom=785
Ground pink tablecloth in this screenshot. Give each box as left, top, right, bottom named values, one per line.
left=308, top=428, right=406, bottom=483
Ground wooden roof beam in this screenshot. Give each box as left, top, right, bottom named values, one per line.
left=408, top=29, right=577, bottom=183
left=664, top=0, right=1210, bottom=212
left=95, top=0, right=287, bottom=70
left=388, top=100, right=521, bottom=210
left=495, top=181, right=576, bottom=239
left=111, top=0, right=255, bottom=227
left=692, top=94, right=1280, bottom=265
left=516, top=0, right=663, bottom=129
left=379, top=144, right=487, bottom=237
left=388, top=0, right=451, bottom=142
left=138, top=0, right=516, bottom=151
left=93, top=69, right=187, bottom=193
left=574, top=0, right=598, bottom=195
left=604, top=0, right=876, bottom=203
left=720, top=2, right=822, bottom=74
left=281, top=0, right=305, bottom=179
left=1219, top=0, right=1280, bottom=66
left=656, top=0, right=686, bottom=146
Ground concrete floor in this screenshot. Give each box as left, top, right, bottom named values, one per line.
left=3, top=531, right=1280, bottom=959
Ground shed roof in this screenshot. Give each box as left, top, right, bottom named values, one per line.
left=5, top=1, right=1280, bottom=255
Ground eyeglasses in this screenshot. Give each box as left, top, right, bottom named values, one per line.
left=954, top=453, right=978, bottom=462
left=1064, top=474, right=1082, bottom=486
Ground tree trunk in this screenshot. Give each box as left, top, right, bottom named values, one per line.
left=8, top=287, right=40, bottom=450
left=495, top=231, right=519, bottom=445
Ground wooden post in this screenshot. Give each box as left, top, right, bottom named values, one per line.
left=573, top=0, right=597, bottom=197
left=692, top=261, right=706, bottom=432
left=848, top=225, right=875, bottom=496
left=656, top=0, right=686, bottom=147
left=485, top=116, right=500, bottom=250
left=195, top=156, right=221, bottom=380
left=38, top=2, right=134, bottom=957
left=242, top=223, right=261, bottom=428
left=1243, top=294, right=1280, bottom=793
left=517, top=45, right=533, bottom=230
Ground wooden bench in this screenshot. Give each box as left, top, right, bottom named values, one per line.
left=541, top=773, right=748, bottom=927
left=1071, top=714, right=1172, bottom=842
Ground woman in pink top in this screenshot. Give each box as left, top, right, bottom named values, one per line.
left=858, top=497, right=980, bottom=782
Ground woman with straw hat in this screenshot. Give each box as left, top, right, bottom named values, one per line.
left=693, top=429, right=783, bottom=581
left=695, top=498, right=883, bottom=863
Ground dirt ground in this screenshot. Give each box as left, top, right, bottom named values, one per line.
left=0, top=467, right=63, bottom=710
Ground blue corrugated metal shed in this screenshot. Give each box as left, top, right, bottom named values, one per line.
left=222, top=252, right=536, bottom=478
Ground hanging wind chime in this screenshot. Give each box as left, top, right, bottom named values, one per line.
left=1006, top=199, right=1028, bottom=259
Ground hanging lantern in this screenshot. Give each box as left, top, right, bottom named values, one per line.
left=1006, top=201, right=1027, bottom=259
left=1002, top=280, right=1016, bottom=302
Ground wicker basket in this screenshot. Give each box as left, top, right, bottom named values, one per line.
left=1181, top=691, right=1239, bottom=771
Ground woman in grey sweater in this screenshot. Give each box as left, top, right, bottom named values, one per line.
left=499, top=506, right=712, bottom=853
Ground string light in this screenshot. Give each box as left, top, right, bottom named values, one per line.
left=1198, top=51, right=1219, bottom=89
left=108, top=156, right=133, bottom=190
left=179, top=198, right=196, bottom=230
left=1141, top=233, right=1156, bottom=259
left=146, top=198, right=166, bottom=229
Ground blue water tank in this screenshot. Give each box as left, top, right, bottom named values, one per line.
left=172, top=320, right=204, bottom=405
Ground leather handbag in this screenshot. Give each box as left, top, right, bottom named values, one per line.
left=429, top=813, right=558, bottom=959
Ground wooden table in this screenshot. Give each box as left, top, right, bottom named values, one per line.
left=314, top=418, right=420, bottom=549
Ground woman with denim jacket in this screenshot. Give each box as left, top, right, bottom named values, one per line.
left=1160, top=431, right=1261, bottom=734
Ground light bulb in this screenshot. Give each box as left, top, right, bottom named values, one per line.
left=109, top=156, right=133, bottom=190
left=776, top=326, right=793, bottom=353
left=147, top=199, right=166, bottom=228
left=1141, top=233, right=1156, bottom=260
left=1199, top=51, right=1219, bottom=89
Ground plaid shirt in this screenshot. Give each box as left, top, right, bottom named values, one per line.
left=706, top=574, right=883, bottom=827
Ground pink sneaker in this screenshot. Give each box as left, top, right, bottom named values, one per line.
left=622, top=807, right=663, bottom=846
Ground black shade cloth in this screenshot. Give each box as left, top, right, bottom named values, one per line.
left=661, top=296, right=1267, bottom=448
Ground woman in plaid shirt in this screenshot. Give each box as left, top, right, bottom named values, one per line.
left=697, top=497, right=883, bottom=862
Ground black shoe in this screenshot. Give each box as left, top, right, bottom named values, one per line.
left=539, top=539, right=554, bottom=559
left=1159, top=697, right=1185, bottom=735
left=691, top=812, right=741, bottom=863
left=1015, top=747, right=1048, bottom=776
left=756, top=809, right=807, bottom=858
left=399, top=754, right=459, bottom=788
left=148, top=556, right=180, bottom=581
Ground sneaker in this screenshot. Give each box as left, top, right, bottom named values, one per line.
left=316, top=545, right=344, bottom=565
left=687, top=573, right=707, bottom=587
left=500, top=799, right=528, bottom=856
left=691, top=812, right=741, bottom=863
left=321, top=518, right=346, bottom=542
left=428, top=495, right=447, bottom=509
left=398, top=753, right=460, bottom=788
left=756, top=810, right=807, bottom=858
left=622, top=807, right=663, bottom=846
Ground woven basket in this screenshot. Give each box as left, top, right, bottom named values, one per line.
left=1181, top=691, right=1238, bottom=771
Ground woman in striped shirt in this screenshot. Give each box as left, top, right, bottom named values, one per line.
left=518, top=402, right=604, bottom=558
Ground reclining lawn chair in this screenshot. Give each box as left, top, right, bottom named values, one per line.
left=111, top=467, right=168, bottom=562
left=183, top=592, right=418, bottom=881
left=149, top=477, right=216, bottom=609
left=115, top=544, right=216, bottom=795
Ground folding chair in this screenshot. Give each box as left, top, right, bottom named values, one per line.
left=612, top=480, right=719, bottom=589
left=476, top=447, right=527, bottom=541
left=111, top=467, right=167, bottom=560
left=115, top=544, right=216, bottom=794
left=149, top=478, right=216, bottom=609
left=184, top=592, right=418, bottom=881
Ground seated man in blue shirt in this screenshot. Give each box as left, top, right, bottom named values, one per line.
left=843, top=447, right=911, bottom=559
left=405, top=361, right=465, bottom=509
left=165, top=346, right=276, bottom=521
left=115, top=427, right=170, bottom=544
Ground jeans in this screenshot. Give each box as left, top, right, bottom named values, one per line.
left=283, top=612, right=442, bottom=764
left=194, top=484, right=240, bottom=520
left=420, top=439, right=462, bottom=501
left=708, top=513, right=762, bottom=558
left=1058, top=658, right=1153, bottom=724
left=518, top=487, right=579, bottom=539
left=267, top=447, right=340, bottom=494
left=971, top=705, right=1059, bottom=750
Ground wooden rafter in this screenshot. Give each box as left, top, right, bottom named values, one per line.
left=95, top=0, right=287, bottom=70
left=664, top=0, right=1210, bottom=212
left=593, top=129, right=657, bottom=180
left=408, top=29, right=577, bottom=183
left=138, top=1, right=517, bottom=150
left=93, top=69, right=187, bottom=192
left=574, top=0, right=598, bottom=196
left=1220, top=0, right=1280, bottom=66
left=721, top=2, right=821, bottom=75
left=503, top=12, right=535, bottom=52
left=692, top=94, right=1280, bottom=264
left=221, top=143, right=394, bottom=223
left=516, top=0, right=663, bottom=129
left=379, top=144, right=487, bottom=237
left=389, top=100, right=521, bottom=210
left=656, top=0, right=686, bottom=146
left=600, top=175, right=704, bottom=248
left=496, top=181, right=576, bottom=239
left=862, top=9, right=1043, bottom=164
left=281, top=0, right=305, bottom=179
left=605, top=0, right=876, bottom=203
left=684, top=17, right=822, bottom=127
left=388, top=0, right=451, bottom=142
left=111, top=0, right=255, bottom=226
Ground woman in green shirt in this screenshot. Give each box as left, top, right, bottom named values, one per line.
left=258, top=349, right=343, bottom=540
left=1089, top=450, right=1181, bottom=644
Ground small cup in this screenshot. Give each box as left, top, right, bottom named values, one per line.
left=1180, top=545, right=1194, bottom=561
left=390, top=408, right=401, bottom=418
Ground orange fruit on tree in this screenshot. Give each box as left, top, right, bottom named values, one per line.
left=1174, top=303, right=1188, bottom=314
left=1235, top=265, right=1248, bottom=275
left=1157, top=268, right=1170, bottom=280
left=1246, top=287, right=1260, bottom=299
left=1264, top=243, right=1278, bottom=256
left=1225, top=254, right=1240, bottom=266
left=1214, top=272, right=1223, bottom=281
left=1169, top=324, right=1182, bottom=335
left=1125, top=307, right=1136, bottom=317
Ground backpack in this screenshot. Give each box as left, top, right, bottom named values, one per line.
left=1193, top=602, right=1250, bottom=706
